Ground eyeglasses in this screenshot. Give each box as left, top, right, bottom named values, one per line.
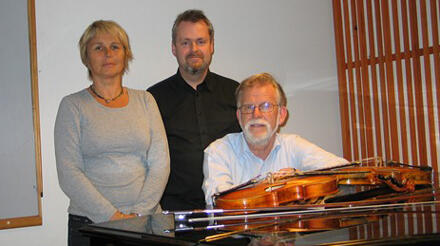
left=239, top=102, right=279, bottom=114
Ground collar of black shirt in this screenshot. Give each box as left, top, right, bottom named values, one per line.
left=176, top=69, right=215, bottom=92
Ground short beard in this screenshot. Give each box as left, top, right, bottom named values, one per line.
left=184, top=52, right=211, bottom=75
left=242, top=116, right=279, bottom=147
left=185, top=64, right=204, bottom=75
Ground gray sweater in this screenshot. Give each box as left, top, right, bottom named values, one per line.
left=54, top=88, right=170, bottom=223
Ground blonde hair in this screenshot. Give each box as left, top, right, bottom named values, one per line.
left=78, top=20, right=133, bottom=79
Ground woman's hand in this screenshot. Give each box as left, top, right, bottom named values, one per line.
left=110, top=211, right=137, bottom=221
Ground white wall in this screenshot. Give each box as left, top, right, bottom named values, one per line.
left=0, top=1, right=343, bottom=245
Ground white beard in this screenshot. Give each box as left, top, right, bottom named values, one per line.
left=241, top=113, right=280, bottom=147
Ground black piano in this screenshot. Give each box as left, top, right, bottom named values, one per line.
left=81, top=192, right=440, bottom=245
left=81, top=164, right=440, bottom=245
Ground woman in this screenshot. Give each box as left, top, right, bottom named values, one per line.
left=54, top=20, right=170, bottom=246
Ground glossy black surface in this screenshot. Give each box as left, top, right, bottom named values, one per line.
left=82, top=180, right=440, bottom=246
left=81, top=200, right=440, bottom=246
left=81, top=213, right=252, bottom=245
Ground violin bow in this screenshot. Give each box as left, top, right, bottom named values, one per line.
left=188, top=200, right=440, bottom=224
left=386, top=160, right=433, bottom=171
left=312, top=156, right=382, bottom=172
left=314, top=156, right=433, bottom=172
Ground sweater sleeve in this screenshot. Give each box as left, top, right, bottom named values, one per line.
left=54, top=97, right=117, bottom=222
left=131, top=92, right=170, bottom=215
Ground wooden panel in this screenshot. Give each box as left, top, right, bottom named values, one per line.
left=391, top=0, right=408, bottom=162
left=333, top=0, right=440, bottom=238
left=0, top=0, right=42, bottom=230
left=333, top=0, right=439, bottom=171
left=332, top=0, right=352, bottom=158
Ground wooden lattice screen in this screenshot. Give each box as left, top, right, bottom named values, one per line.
left=333, top=0, right=439, bottom=180
left=332, top=0, right=440, bottom=239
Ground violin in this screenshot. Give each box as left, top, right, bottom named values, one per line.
left=214, top=175, right=338, bottom=210
left=276, top=161, right=432, bottom=192
left=326, top=162, right=432, bottom=192
left=213, top=160, right=432, bottom=210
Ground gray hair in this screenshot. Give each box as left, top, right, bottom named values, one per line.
left=236, top=73, right=287, bottom=107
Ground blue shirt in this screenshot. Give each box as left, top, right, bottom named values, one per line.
left=202, top=132, right=348, bottom=205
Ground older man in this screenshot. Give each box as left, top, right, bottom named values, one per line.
left=202, top=73, right=348, bottom=205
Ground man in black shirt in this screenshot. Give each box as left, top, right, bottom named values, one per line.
left=148, top=9, right=241, bottom=210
